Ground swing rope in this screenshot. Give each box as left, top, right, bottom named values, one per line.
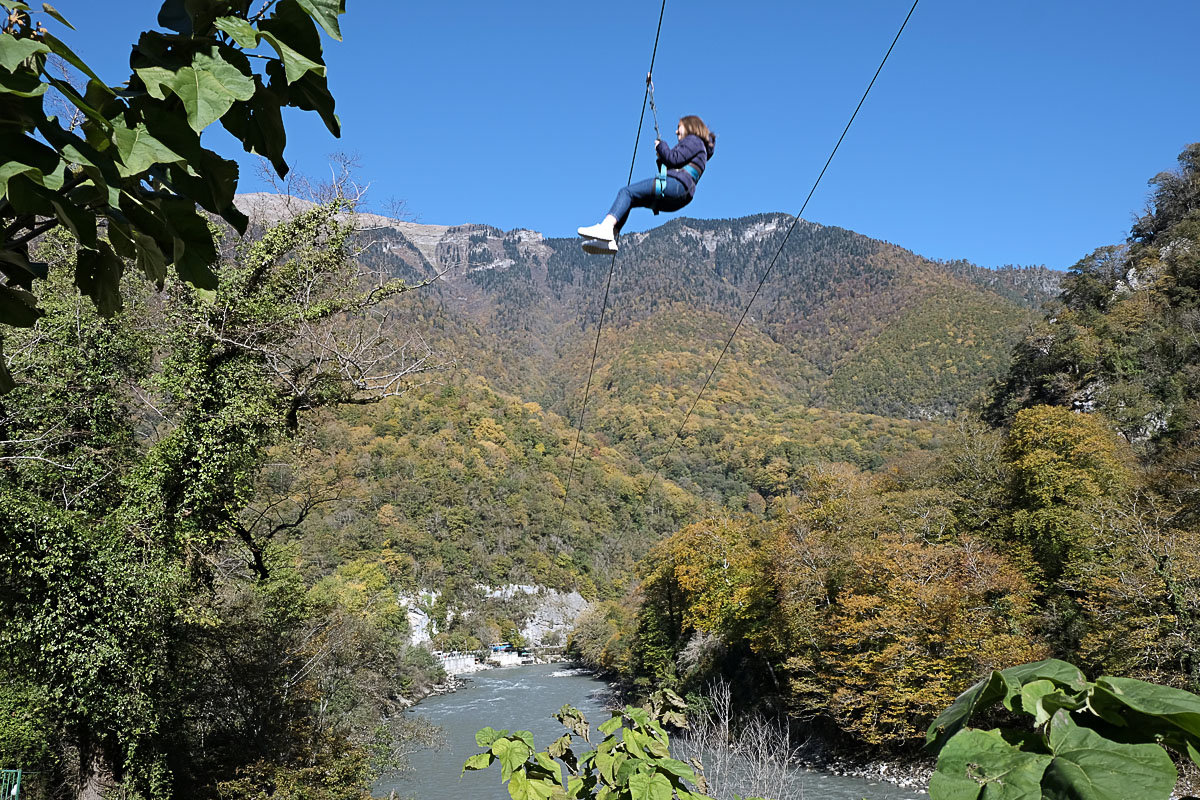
left=634, top=0, right=921, bottom=518
left=559, top=0, right=669, bottom=529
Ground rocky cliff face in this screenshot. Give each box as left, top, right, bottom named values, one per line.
left=399, top=585, right=590, bottom=649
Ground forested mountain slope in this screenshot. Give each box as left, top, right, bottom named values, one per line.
left=564, top=143, right=1200, bottom=771
left=239, top=194, right=1059, bottom=422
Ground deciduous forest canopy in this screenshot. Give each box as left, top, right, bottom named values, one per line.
left=4, top=1, right=1200, bottom=799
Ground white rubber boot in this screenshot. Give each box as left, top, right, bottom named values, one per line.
left=577, top=219, right=616, bottom=241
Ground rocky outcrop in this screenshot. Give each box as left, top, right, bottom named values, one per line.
left=399, top=585, right=590, bottom=650
left=482, top=585, right=589, bottom=647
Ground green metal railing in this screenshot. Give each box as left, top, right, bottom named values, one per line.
left=0, top=770, right=20, bottom=800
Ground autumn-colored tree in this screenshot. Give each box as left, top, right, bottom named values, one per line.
left=792, top=533, right=1044, bottom=746
left=1003, top=405, right=1133, bottom=583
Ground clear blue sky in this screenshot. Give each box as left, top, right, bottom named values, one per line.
left=55, top=1, right=1200, bottom=270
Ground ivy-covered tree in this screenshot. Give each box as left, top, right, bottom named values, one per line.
left=0, top=204, right=432, bottom=799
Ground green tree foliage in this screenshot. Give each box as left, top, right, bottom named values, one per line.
left=1003, top=405, right=1132, bottom=584
left=991, top=144, right=1200, bottom=461
left=828, top=288, right=1034, bottom=417
left=289, top=374, right=702, bottom=600
left=555, top=145, right=1200, bottom=760
left=569, top=599, right=639, bottom=676
left=612, top=453, right=1046, bottom=750
left=0, top=0, right=345, bottom=388
left=982, top=144, right=1200, bottom=692
left=0, top=205, right=436, bottom=798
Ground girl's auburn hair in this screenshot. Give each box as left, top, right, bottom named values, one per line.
left=679, top=115, right=715, bottom=145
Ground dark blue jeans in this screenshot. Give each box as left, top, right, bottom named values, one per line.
left=607, top=175, right=691, bottom=232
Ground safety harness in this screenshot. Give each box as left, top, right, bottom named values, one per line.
left=653, top=163, right=701, bottom=214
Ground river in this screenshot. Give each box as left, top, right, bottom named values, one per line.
left=377, top=663, right=928, bottom=800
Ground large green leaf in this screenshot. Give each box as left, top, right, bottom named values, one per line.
left=927, top=660, right=1087, bottom=752
left=598, top=716, right=623, bottom=736
left=595, top=743, right=617, bottom=785
left=1089, top=677, right=1200, bottom=759
left=137, top=102, right=244, bottom=227
left=75, top=241, right=124, bottom=317
left=613, top=754, right=635, bottom=785
left=0, top=33, right=49, bottom=71
left=40, top=4, right=75, bottom=31
left=652, top=757, right=697, bottom=784
left=1004, top=659, right=1088, bottom=694
left=533, top=751, right=558, bottom=775
left=1040, top=711, right=1175, bottom=800
left=296, top=0, right=343, bottom=41
left=4, top=172, right=53, bottom=215
left=1020, top=680, right=1082, bottom=727
left=214, top=15, right=259, bottom=49
left=1092, top=677, right=1200, bottom=738
left=622, top=728, right=649, bottom=759
left=113, top=122, right=185, bottom=176
left=625, top=707, right=652, bottom=728
left=929, top=728, right=1050, bottom=800
left=136, top=46, right=255, bottom=132
left=492, top=737, right=532, bottom=782
left=927, top=672, right=1010, bottom=752
left=157, top=196, right=218, bottom=289
left=117, top=191, right=174, bottom=271
left=259, top=30, right=324, bottom=84
left=220, top=80, right=289, bottom=177
left=0, top=131, right=60, bottom=194
left=157, top=0, right=194, bottom=34
left=477, top=727, right=510, bottom=748
left=0, top=245, right=48, bottom=282
left=506, top=770, right=559, bottom=800
left=628, top=771, right=672, bottom=800
left=47, top=191, right=96, bottom=247
left=261, top=0, right=324, bottom=61
left=108, top=221, right=168, bottom=285
left=164, top=159, right=247, bottom=234
left=463, top=752, right=495, bottom=771
left=268, top=55, right=339, bottom=136
left=0, top=283, right=44, bottom=328
left=0, top=65, right=47, bottom=97
left=155, top=0, right=223, bottom=35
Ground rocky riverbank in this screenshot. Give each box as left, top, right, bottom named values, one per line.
left=813, top=754, right=932, bottom=794
left=395, top=673, right=469, bottom=709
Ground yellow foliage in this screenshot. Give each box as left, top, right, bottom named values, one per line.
left=807, top=535, right=1045, bottom=745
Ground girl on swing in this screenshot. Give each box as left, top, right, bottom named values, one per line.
left=577, top=114, right=715, bottom=254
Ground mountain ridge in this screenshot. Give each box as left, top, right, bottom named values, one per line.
left=236, top=193, right=1062, bottom=422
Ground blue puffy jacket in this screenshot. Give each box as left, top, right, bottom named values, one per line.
left=656, top=133, right=715, bottom=198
